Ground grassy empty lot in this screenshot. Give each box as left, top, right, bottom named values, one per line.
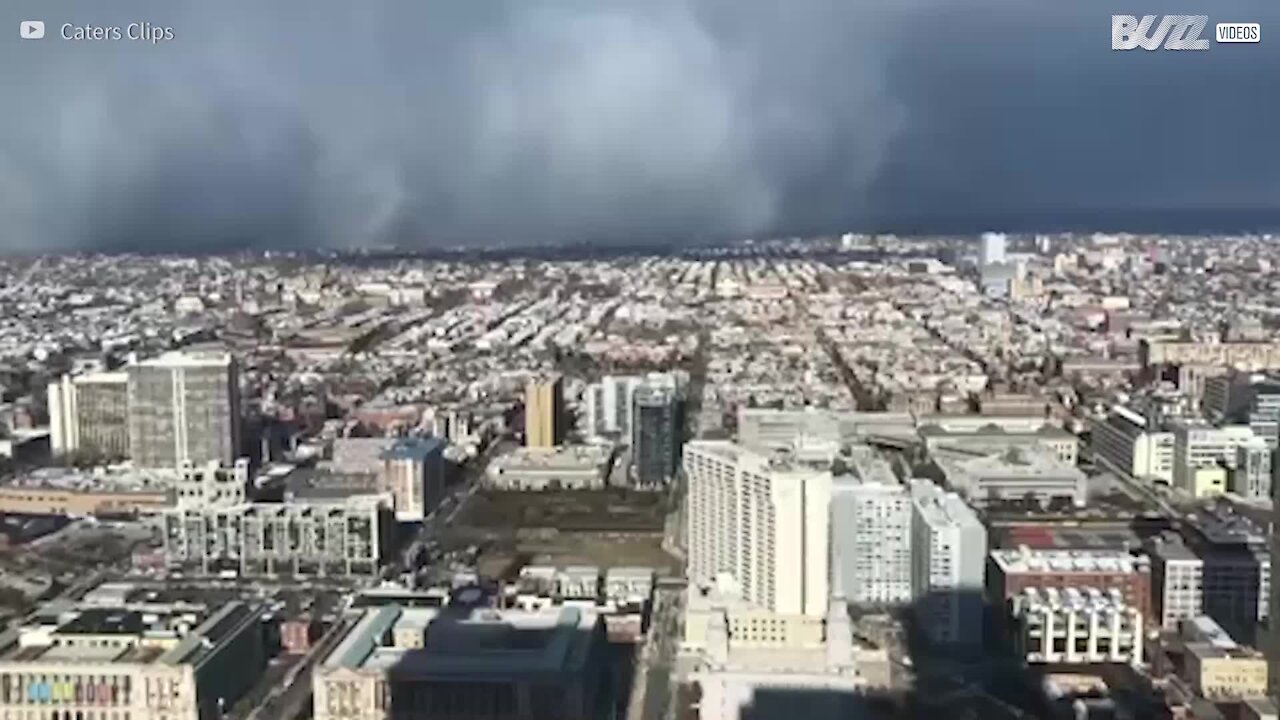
left=455, top=489, right=668, bottom=532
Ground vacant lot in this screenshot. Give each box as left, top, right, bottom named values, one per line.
left=455, top=489, right=667, bottom=533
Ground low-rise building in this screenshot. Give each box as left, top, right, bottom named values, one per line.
left=485, top=445, right=612, bottom=491
left=931, top=446, right=1088, bottom=507
left=0, top=599, right=266, bottom=720
left=1181, top=616, right=1269, bottom=700
left=1011, top=587, right=1144, bottom=665
left=313, top=604, right=611, bottom=720
left=161, top=491, right=394, bottom=577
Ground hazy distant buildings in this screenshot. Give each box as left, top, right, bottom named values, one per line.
left=980, top=232, right=1007, bottom=266
left=524, top=374, right=564, bottom=448
left=685, top=441, right=830, bottom=617
left=47, top=371, right=130, bottom=460
left=127, top=352, right=241, bottom=468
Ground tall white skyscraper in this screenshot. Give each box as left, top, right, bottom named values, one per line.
left=980, top=232, right=1007, bottom=266
left=830, top=450, right=913, bottom=606
left=685, top=441, right=831, bottom=617
left=910, top=479, right=988, bottom=646
left=584, top=375, right=643, bottom=439
left=127, top=352, right=241, bottom=468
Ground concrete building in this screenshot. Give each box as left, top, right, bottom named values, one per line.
left=161, top=490, right=394, bottom=576
left=630, top=382, right=683, bottom=488
left=1204, top=374, right=1280, bottom=447
left=1182, top=616, right=1269, bottom=700
left=910, top=480, right=987, bottom=646
left=735, top=409, right=917, bottom=453
left=380, top=436, right=446, bottom=522
left=1234, top=440, right=1273, bottom=500
left=313, top=605, right=611, bottom=720
left=47, top=371, right=130, bottom=460
left=684, top=441, right=831, bottom=617
left=0, top=599, right=266, bottom=720
left=328, top=437, right=396, bottom=475
left=1090, top=405, right=1175, bottom=483
left=583, top=375, right=642, bottom=439
left=980, top=232, right=1008, bottom=266
left=0, top=474, right=172, bottom=517
left=524, top=374, right=564, bottom=448
left=1148, top=511, right=1270, bottom=639
left=830, top=449, right=912, bottom=606
left=919, top=422, right=1079, bottom=465
left=989, top=548, right=1153, bottom=630
left=485, top=445, right=610, bottom=491
left=1011, top=587, right=1144, bottom=665
left=174, top=458, right=250, bottom=510
left=127, top=352, right=241, bottom=469
left=1171, top=422, right=1260, bottom=496
left=682, top=582, right=884, bottom=720
left=931, top=445, right=1087, bottom=507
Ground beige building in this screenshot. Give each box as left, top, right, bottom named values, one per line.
left=0, top=600, right=265, bottom=720
left=1186, top=643, right=1268, bottom=699
left=524, top=375, right=564, bottom=448
left=0, top=483, right=171, bottom=517
left=684, top=441, right=831, bottom=618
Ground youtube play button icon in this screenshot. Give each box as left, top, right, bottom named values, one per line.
left=20, top=20, right=45, bottom=39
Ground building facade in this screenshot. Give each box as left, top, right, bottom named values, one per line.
left=910, top=480, right=987, bottom=646
left=524, top=375, right=564, bottom=448
left=630, top=384, right=683, bottom=488
left=380, top=436, right=446, bottom=522
left=161, top=495, right=393, bottom=576
left=1010, top=587, right=1144, bottom=664
left=48, top=371, right=130, bottom=460
left=831, top=465, right=913, bottom=606
left=127, top=353, right=241, bottom=469
left=0, top=600, right=265, bottom=720
left=684, top=441, right=831, bottom=617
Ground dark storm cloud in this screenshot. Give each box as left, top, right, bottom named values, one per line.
left=1, top=0, right=1278, bottom=251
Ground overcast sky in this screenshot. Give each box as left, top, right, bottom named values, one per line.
left=2, top=0, right=1278, bottom=251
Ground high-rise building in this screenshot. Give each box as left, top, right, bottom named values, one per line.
left=980, top=232, right=1007, bottom=266
left=630, top=380, right=684, bottom=488
left=603, top=375, right=642, bottom=436
left=910, top=480, right=987, bottom=646
left=381, top=436, right=446, bottom=522
left=47, top=371, right=130, bottom=459
left=524, top=374, right=564, bottom=448
left=684, top=441, right=830, bottom=617
left=127, top=352, right=241, bottom=468
left=1271, top=481, right=1280, bottom=695
left=830, top=449, right=912, bottom=606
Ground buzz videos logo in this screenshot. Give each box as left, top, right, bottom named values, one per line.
left=1112, top=15, right=1261, bottom=50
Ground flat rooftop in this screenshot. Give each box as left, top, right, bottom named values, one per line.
left=324, top=605, right=598, bottom=678
left=992, top=548, right=1149, bottom=574
left=0, top=601, right=256, bottom=668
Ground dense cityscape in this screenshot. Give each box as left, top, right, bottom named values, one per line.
left=1, top=231, right=1280, bottom=720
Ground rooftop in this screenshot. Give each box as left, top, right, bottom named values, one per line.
left=992, top=547, right=1149, bottom=574
left=323, top=605, right=599, bottom=677
left=381, top=436, right=446, bottom=461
